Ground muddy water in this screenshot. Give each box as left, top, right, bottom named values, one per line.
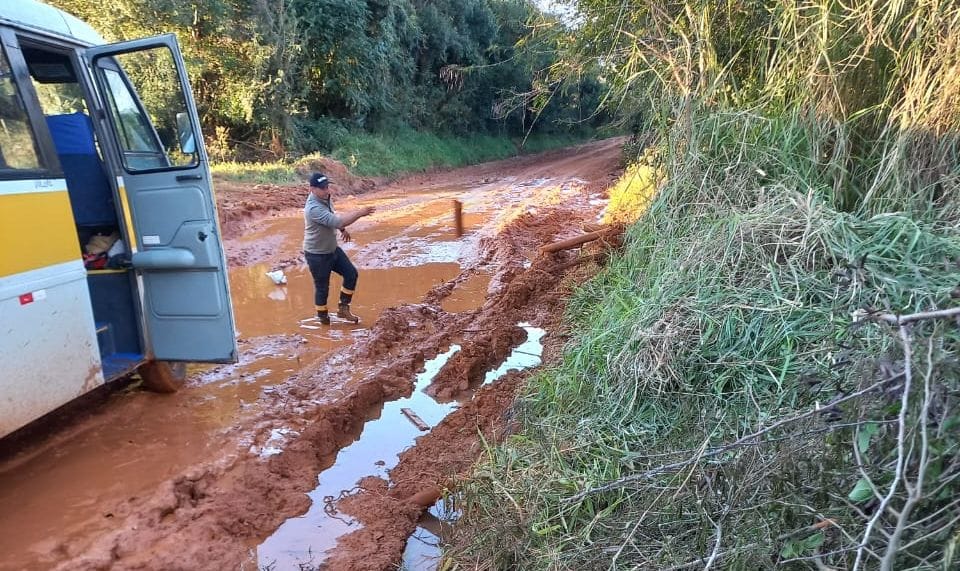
left=400, top=325, right=546, bottom=570
left=0, top=192, right=491, bottom=570
left=441, top=272, right=492, bottom=314
left=231, top=263, right=462, bottom=341
left=236, top=190, right=490, bottom=270
left=402, top=501, right=457, bottom=570
left=257, top=324, right=546, bottom=569
left=0, top=389, right=222, bottom=568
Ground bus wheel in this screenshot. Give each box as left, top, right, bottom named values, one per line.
left=138, top=361, right=187, bottom=393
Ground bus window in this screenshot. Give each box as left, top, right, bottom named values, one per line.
left=98, top=47, right=198, bottom=172
left=100, top=67, right=168, bottom=171
left=33, top=80, right=87, bottom=115
left=20, top=44, right=118, bottom=231
left=21, top=45, right=88, bottom=116
left=0, top=45, right=41, bottom=172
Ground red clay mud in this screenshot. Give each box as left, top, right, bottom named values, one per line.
left=53, top=242, right=579, bottom=569
left=424, top=325, right=527, bottom=401
left=215, top=180, right=306, bottom=241
left=0, top=138, right=625, bottom=571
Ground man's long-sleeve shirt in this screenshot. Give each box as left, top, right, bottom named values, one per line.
left=303, top=193, right=342, bottom=254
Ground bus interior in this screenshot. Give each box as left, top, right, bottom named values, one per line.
left=20, top=40, right=144, bottom=380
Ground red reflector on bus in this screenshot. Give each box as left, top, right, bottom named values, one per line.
left=19, top=293, right=34, bottom=305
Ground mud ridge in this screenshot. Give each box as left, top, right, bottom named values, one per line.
left=425, top=325, right=527, bottom=401
left=52, top=305, right=453, bottom=570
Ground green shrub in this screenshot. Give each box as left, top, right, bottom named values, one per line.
left=447, top=1, right=960, bottom=567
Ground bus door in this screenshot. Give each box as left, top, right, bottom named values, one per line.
left=83, top=35, right=237, bottom=363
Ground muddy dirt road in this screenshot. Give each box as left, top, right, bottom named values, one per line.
left=0, top=138, right=624, bottom=571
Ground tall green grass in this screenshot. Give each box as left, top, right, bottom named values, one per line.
left=330, top=131, right=516, bottom=177
left=448, top=1, right=960, bottom=569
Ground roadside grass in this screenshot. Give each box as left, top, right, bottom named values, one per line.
left=329, top=131, right=515, bottom=177
left=330, top=130, right=595, bottom=177
left=444, top=1, right=960, bottom=568
left=211, top=131, right=598, bottom=183
left=210, top=161, right=298, bottom=185
left=601, top=157, right=660, bottom=226
left=449, top=111, right=960, bottom=570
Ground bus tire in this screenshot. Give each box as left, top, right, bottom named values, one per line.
left=138, top=360, right=187, bottom=393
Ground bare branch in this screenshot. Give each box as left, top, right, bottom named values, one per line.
left=878, top=334, right=937, bottom=570
left=859, top=306, right=960, bottom=326
left=855, top=326, right=914, bottom=571
left=702, top=518, right=723, bottom=571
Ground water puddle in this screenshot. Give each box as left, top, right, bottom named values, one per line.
left=255, top=344, right=461, bottom=567
left=440, top=273, right=492, bottom=314
left=241, top=194, right=490, bottom=270
left=402, top=499, right=458, bottom=570
left=229, top=262, right=461, bottom=342
left=256, top=324, right=546, bottom=569
left=398, top=324, right=546, bottom=570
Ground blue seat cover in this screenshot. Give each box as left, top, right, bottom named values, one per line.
left=46, top=113, right=116, bottom=226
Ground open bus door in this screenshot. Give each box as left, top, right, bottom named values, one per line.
left=83, top=35, right=237, bottom=363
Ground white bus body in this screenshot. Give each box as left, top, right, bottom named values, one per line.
left=0, top=0, right=238, bottom=438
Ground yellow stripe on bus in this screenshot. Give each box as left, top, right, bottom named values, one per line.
left=0, top=191, right=79, bottom=278
left=116, top=182, right=137, bottom=252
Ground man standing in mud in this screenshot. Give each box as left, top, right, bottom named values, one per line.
left=303, top=172, right=375, bottom=324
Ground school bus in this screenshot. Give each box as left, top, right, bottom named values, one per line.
left=0, top=0, right=237, bottom=438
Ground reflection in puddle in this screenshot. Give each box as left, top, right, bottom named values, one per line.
left=483, top=323, right=545, bottom=382
left=257, top=345, right=463, bottom=567
left=257, top=324, right=546, bottom=569
left=399, top=323, right=546, bottom=570
left=403, top=499, right=458, bottom=570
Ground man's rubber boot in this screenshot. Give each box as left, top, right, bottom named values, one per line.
left=337, top=303, right=360, bottom=323
left=317, top=311, right=331, bottom=325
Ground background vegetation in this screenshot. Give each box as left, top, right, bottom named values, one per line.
left=51, top=0, right=608, bottom=165
left=450, top=1, right=960, bottom=569
left=207, top=130, right=584, bottom=183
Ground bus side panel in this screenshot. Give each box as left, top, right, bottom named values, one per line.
left=0, top=183, right=104, bottom=438
left=0, top=263, right=104, bottom=438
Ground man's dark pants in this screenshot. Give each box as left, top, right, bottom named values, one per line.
left=304, top=247, right=358, bottom=311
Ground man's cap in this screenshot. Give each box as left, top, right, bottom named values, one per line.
left=309, top=172, right=330, bottom=188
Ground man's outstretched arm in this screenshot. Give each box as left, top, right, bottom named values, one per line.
left=336, top=206, right=375, bottom=229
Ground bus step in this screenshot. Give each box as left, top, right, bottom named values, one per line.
left=101, top=353, right=144, bottom=382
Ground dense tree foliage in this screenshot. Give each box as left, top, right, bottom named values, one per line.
left=51, top=0, right=605, bottom=159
